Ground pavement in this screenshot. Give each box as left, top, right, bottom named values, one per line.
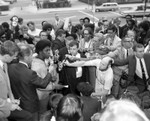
left=0, top=0, right=145, bottom=16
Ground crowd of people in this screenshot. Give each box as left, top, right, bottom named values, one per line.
left=0, top=13, right=150, bottom=121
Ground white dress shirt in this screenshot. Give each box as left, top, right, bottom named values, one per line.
left=135, top=57, right=149, bottom=79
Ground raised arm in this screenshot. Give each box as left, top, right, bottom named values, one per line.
left=65, top=59, right=101, bottom=67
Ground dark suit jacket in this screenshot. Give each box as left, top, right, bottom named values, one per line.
left=114, top=53, right=150, bottom=92
left=81, top=96, right=100, bottom=121
left=52, top=38, right=66, bottom=52
left=8, top=63, right=52, bottom=113
left=59, top=47, right=68, bottom=62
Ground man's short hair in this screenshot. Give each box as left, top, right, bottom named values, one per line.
left=84, top=17, right=90, bottom=23
left=133, top=43, right=144, bottom=52
left=56, top=29, right=66, bottom=37
left=49, top=93, right=63, bottom=109
left=39, top=31, right=48, bottom=37
left=77, top=82, right=94, bottom=96
left=56, top=94, right=83, bottom=121
left=35, top=40, right=51, bottom=54
left=1, top=22, right=9, bottom=29
left=68, top=41, right=79, bottom=48
left=0, top=40, right=19, bottom=56
left=18, top=44, right=32, bottom=60
left=27, top=21, right=35, bottom=26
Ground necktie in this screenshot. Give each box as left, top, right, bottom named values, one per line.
left=139, top=59, right=146, bottom=81
left=126, top=49, right=129, bottom=57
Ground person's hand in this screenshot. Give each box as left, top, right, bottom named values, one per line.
left=49, top=65, right=55, bottom=74
left=10, top=103, right=22, bottom=111
left=23, top=34, right=29, bottom=39
left=64, top=60, right=70, bottom=66
left=11, top=99, right=20, bottom=105
left=58, top=61, right=64, bottom=71
left=54, top=50, right=59, bottom=62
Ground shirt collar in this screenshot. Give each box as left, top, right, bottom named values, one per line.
left=19, top=61, right=29, bottom=68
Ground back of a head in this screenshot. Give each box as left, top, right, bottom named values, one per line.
left=56, top=29, right=65, bottom=37
left=0, top=40, right=19, bottom=56
left=18, top=44, right=32, bottom=60
left=56, top=94, right=83, bottom=121
left=77, top=82, right=94, bottom=96
left=49, top=93, right=63, bottom=109
left=100, top=100, right=149, bottom=121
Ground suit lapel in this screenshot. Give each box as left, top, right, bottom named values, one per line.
left=143, top=54, right=150, bottom=77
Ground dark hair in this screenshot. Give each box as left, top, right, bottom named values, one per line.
left=125, top=14, right=132, bottom=19
left=27, top=21, right=35, bottom=26
left=84, top=24, right=95, bottom=33
left=69, top=41, right=79, bottom=48
left=77, top=82, right=94, bottom=96
left=84, top=17, right=90, bottom=23
left=18, top=44, right=32, bottom=60
left=56, top=94, right=83, bottom=121
left=56, top=29, right=66, bottom=37
left=35, top=40, right=51, bottom=54
left=68, top=33, right=77, bottom=40
left=107, top=24, right=117, bottom=33
left=138, top=21, right=150, bottom=32
left=42, top=23, right=53, bottom=31
left=2, top=22, right=9, bottom=29
left=128, top=19, right=136, bottom=26
left=39, top=31, right=48, bottom=37
left=133, top=43, right=144, bottom=52
left=83, top=27, right=94, bottom=38
left=18, top=18, right=23, bottom=23
left=75, top=24, right=83, bottom=30
left=0, top=40, right=19, bottom=56
left=41, top=21, right=48, bottom=26
left=49, top=93, right=63, bottom=109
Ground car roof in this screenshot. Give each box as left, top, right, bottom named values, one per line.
left=102, top=2, right=118, bottom=4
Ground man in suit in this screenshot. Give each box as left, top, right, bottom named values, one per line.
left=0, top=41, right=32, bottom=121
left=52, top=29, right=66, bottom=52
left=107, top=37, right=134, bottom=98
left=114, top=43, right=150, bottom=93
left=77, top=82, right=100, bottom=121
left=52, top=13, right=64, bottom=32
left=113, top=17, right=123, bottom=39
left=8, top=44, right=53, bottom=121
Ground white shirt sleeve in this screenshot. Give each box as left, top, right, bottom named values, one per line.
left=83, top=59, right=101, bottom=67
left=103, top=68, right=113, bottom=91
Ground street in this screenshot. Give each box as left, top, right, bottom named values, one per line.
left=0, top=0, right=146, bottom=29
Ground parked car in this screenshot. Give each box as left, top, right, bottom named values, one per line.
left=120, top=5, right=150, bottom=18
left=0, top=0, right=9, bottom=11
left=95, top=2, right=120, bottom=12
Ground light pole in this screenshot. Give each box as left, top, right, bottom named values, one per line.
left=144, top=0, right=148, bottom=17
left=88, top=0, right=89, bottom=10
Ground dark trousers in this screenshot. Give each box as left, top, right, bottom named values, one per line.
left=135, top=76, right=147, bottom=93
left=8, top=109, right=32, bottom=121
